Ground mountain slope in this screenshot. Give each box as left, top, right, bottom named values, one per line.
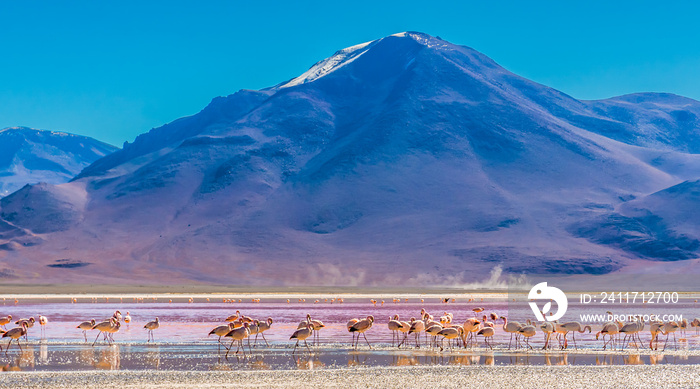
left=0, top=127, right=118, bottom=197
left=1, top=32, right=700, bottom=286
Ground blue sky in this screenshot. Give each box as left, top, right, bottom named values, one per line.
left=1, top=1, right=699, bottom=146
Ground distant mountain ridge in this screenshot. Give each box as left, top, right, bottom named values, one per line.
left=1, top=32, right=699, bottom=286
left=0, top=127, right=118, bottom=197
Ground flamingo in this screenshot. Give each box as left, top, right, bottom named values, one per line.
left=347, top=318, right=359, bottom=345
left=481, top=315, right=494, bottom=328
left=290, top=323, right=313, bottom=354
left=77, top=319, right=96, bottom=342
left=439, top=313, right=451, bottom=326
left=144, top=317, right=160, bottom=342
left=306, top=314, right=325, bottom=345
left=14, top=317, right=35, bottom=340
left=124, top=312, right=131, bottom=329
left=105, top=320, right=121, bottom=342
left=462, top=318, right=481, bottom=348
left=3, top=322, right=28, bottom=354
left=425, top=324, right=443, bottom=348
left=437, top=326, right=463, bottom=351
left=500, top=316, right=521, bottom=349
left=38, top=315, right=48, bottom=338
left=540, top=321, right=556, bottom=350
left=92, top=318, right=116, bottom=346
left=349, top=315, right=374, bottom=350
left=477, top=326, right=495, bottom=350
left=256, top=317, right=273, bottom=347
left=472, top=307, right=485, bottom=317
left=679, top=318, right=688, bottom=337
left=596, top=321, right=620, bottom=350
left=620, top=317, right=643, bottom=350
left=558, top=322, right=592, bottom=349
left=113, top=310, right=122, bottom=323
left=408, top=318, right=426, bottom=348
left=517, top=324, right=537, bottom=349
left=209, top=322, right=236, bottom=352
left=396, top=318, right=412, bottom=348
left=662, top=321, right=679, bottom=351
left=225, top=322, right=250, bottom=357
left=649, top=321, right=664, bottom=350
left=247, top=320, right=260, bottom=348
left=0, top=315, right=11, bottom=330
left=691, top=317, right=700, bottom=335
left=423, top=314, right=441, bottom=329
left=225, top=311, right=241, bottom=322
left=387, top=315, right=404, bottom=346
left=467, top=319, right=482, bottom=348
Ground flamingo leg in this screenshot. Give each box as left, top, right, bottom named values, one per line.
left=674, top=333, right=677, bottom=350
left=226, top=339, right=236, bottom=356
left=226, top=340, right=237, bottom=358
left=398, top=333, right=406, bottom=348
left=92, top=331, right=103, bottom=347
left=363, top=332, right=372, bottom=349
left=260, top=332, right=269, bottom=347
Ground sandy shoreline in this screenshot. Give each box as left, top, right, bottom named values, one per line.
left=2, top=365, right=700, bottom=388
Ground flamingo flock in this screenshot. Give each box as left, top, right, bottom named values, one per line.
left=0, top=305, right=699, bottom=357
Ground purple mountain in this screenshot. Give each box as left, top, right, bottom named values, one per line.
left=1, top=32, right=699, bottom=286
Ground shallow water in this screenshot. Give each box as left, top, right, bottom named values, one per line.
left=0, top=296, right=698, bottom=371
left=1, top=343, right=699, bottom=371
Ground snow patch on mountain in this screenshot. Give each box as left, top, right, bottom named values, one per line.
left=278, top=40, right=376, bottom=88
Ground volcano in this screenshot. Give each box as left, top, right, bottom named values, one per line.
left=2, top=32, right=700, bottom=286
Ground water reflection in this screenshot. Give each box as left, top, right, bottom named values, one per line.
left=1, top=361, right=22, bottom=371
left=93, top=345, right=120, bottom=370
left=248, top=355, right=270, bottom=370
left=18, top=346, right=35, bottom=369
left=4, top=342, right=700, bottom=371
left=544, top=353, right=571, bottom=365
left=650, top=354, right=664, bottom=365
left=391, top=355, right=419, bottom=366
left=145, top=345, right=161, bottom=369
left=623, top=354, right=643, bottom=365
left=39, top=343, right=48, bottom=364
left=347, top=352, right=370, bottom=367
left=293, top=355, right=325, bottom=370
left=595, top=354, right=623, bottom=365
left=77, top=347, right=95, bottom=366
